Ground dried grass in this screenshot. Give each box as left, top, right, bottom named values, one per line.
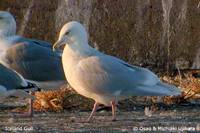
left=32, top=71, right=200, bottom=111
left=161, top=71, right=200, bottom=104
left=33, top=86, right=93, bottom=111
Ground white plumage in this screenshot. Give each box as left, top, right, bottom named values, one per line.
left=53, top=21, right=181, bottom=121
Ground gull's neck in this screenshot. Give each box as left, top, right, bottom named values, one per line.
left=0, top=35, right=19, bottom=42
left=0, top=18, right=16, bottom=39
left=0, top=35, right=21, bottom=52
left=0, top=29, right=16, bottom=39
left=67, top=41, right=95, bottom=57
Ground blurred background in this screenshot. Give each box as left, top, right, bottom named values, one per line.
left=0, top=0, right=199, bottom=72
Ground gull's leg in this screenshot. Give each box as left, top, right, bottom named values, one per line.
left=87, top=102, right=99, bottom=122
left=145, top=96, right=152, bottom=103
left=27, top=98, right=33, bottom=116
left=111, top=100, right=116, bottom=121
left=12, top=91, right=34, bottom=117
left=12, top=98, right=33, bottom=117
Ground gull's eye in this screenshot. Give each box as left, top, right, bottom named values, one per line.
left=65, top=31, right=70, bottom=35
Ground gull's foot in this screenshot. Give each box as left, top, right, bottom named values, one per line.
left=112, top=118, right=117, bottom=121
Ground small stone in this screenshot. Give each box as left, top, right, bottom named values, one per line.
left=144, top=107, right=152, bottom=117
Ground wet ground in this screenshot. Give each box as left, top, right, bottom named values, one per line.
left=1, top=100, right=200, bottom=133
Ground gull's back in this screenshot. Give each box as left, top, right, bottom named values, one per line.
left=5, top=38, right=64, bottom=81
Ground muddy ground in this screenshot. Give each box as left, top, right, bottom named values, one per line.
left=1, top=98, right=200, bottom=133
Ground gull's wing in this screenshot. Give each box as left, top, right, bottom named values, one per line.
left=75, top=54, right=180, bottom=96
left=0, top=64, right=37, bottom=99
left=0, top=64, right=26, bottom=90
left=4, top=39, right=65, bottom=82
left=13, top=36, right=52, bottom=48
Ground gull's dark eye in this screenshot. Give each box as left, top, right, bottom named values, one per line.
left=65, top=31, right=70, bottom=35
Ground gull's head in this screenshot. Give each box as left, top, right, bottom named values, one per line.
left=53, top=21, right=88, bottom=51
left=0, top=11, right=16, bottom=37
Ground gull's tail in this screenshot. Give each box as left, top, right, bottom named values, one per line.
left=125, top=82, right=182, bottom=96
left=2, top=82, right=39, bottom=100
left=155, top=82, right=181, bottom=96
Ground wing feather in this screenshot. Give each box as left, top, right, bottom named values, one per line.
left=4, top=40, right=65, bottom=81
left=76, top=54, right=160, bottom=96
left=0, top=64, right=25, bottom=90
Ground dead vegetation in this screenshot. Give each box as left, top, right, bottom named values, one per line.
left=33, top=86, right=94, bottom=112
left=31, top=71, right=200, bottom=111
left=161, top=70, right=200, bottom=104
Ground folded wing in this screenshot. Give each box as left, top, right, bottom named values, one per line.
left=76, top=54, right=181, bottom=96
left=4, top=39, right=65, bottom=82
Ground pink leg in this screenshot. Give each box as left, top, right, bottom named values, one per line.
left=12, top=91, right=34, bottom=117
left=111, top=100, right=116, bottom=121
left=87, top=102, right=99, bottom=122
left=12, top=98, right=33, bottom=117
left=27, top=98, right=33, bottom=117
